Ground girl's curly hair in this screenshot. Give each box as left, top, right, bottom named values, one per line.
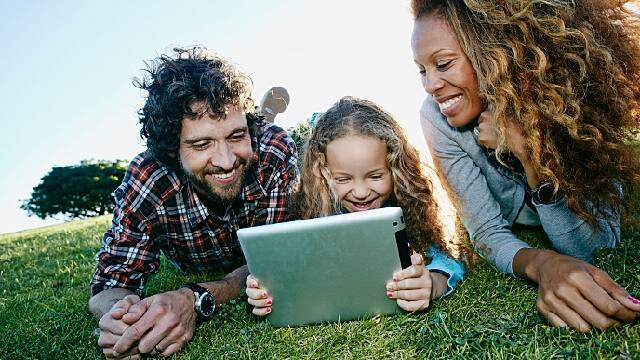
left=412, top=0, right=640, bottom=228
left=291, top=96, right=448, bottom=255
left=134, top=47, right=260, bottom=170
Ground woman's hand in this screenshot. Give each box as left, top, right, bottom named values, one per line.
left=386, top=253, right=448, bottom=311
left=515, top=248, right=640, bottom=332
left=476, top=110, right=541, bottom=186
left=245, top=275, right=273, bottom=316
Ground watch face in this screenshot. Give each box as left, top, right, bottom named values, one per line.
left=196, top=293, right=216, bottom=317
left=537, top=182, right=556, bottom=202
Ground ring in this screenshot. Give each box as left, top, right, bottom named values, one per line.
left=154, top=345, right=163, bottom=354
left=473, top=127, right=479, bottom=137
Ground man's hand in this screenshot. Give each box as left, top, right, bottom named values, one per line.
left=97, top=295, right=142, bottom=359
left=112, top=289, right=197, bottom=358
left=516, top=249, right=640, bottom=332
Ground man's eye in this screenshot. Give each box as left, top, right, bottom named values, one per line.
left=436, top=60, right=452, bottom=70
left=192, top=143, right=208, bottom=150
left=230, top=132, right=247, bottom=141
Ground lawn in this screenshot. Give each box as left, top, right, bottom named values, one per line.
left=1, top=214, right=639, bottom=359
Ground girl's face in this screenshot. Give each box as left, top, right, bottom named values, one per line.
left=325, top=135, right=394, bottom=213
left=411, top=13, right=484, bottom=127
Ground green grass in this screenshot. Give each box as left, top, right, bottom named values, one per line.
left=1, top=215, right=639, bottom=359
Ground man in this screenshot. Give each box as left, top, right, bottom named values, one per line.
left=89, top=47, right=299, bottom=358
left=257, top=86, right=290, bottom=123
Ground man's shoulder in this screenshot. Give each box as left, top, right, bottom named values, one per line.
left=116, top=152, right=183, bottom=211
left=255, top=122, right=297, bottom=162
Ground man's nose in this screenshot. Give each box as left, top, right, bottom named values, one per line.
left=210, top=143, right=236, bottom=170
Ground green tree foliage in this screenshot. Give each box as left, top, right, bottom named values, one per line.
left=287, top=112, right=320, bottom=162
left=21, top=159, right=128, bottom=220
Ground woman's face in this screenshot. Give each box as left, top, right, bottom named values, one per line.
left=411, top=13, right=484, bottom=128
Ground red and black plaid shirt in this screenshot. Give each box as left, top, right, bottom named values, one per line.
left=90, top=123, right=299, bottom=296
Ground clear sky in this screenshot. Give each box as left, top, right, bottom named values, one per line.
left=0, top=0, right=430, bottom=234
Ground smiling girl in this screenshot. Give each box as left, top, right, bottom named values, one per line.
left=246, top=96, right=465, bottom=315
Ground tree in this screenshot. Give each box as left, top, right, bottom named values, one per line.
left=21, top=159, right=128, bottom=220
left=287, top=112, right=321, bottom=163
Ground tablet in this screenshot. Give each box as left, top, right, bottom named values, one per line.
left=237, top=207, right=411, bottom=327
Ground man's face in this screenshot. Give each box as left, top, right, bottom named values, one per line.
left=178, top=102, right=253, bottom=207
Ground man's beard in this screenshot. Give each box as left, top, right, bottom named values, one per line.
left=181, top=157, right=253, bottom=210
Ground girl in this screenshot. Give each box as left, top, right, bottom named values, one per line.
left=410, top=0, right=640, bottom=331
left=246, top=96, right=465, bottom=315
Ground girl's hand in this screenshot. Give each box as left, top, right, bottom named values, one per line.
left=245, top=274, right=273, bottom=316
left=386, top=253, right=445, bottom=311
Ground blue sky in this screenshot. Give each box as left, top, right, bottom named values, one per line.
left=0, top=1, right=429, bottom=234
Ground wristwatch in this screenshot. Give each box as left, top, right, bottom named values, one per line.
left=530, top=181, right=562, bottom=205
left=180, top=283, right=216, bottom=321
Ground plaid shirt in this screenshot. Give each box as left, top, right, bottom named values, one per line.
left=90, top=123, right=299, bottom=296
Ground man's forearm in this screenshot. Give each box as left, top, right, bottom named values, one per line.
left=88, top=287, right=136, bottom=319
left=200, top=265, right=249, bottom=304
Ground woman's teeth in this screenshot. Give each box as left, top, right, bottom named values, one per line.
left=439, top=95, right=462, bottom=112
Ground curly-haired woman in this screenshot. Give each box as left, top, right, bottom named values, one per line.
left=412, top=0, right=640, bottom=331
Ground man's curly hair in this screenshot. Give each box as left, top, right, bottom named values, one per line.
left=134, top=47, right=259, bottom=170
left=412, top=0, right=640, bottom=228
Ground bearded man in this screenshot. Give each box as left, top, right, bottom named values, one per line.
left=88, top=47, right=298, bottom=358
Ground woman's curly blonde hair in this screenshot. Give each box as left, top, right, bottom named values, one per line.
left=412, top=0, right=640, bottom=228
left=290, top=96, right=447, bottom=255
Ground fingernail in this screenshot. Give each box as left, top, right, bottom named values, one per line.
left=392, top=275, right=398, bottom=282
left=386, top=291, right=393, bottom=298
left=266, top=299, right=272, bottom=305
left=262, top=292, right=267, bottom=298
left=266, top=307, right=272, bottom=313
left=629, top=296, right=640, bottom=305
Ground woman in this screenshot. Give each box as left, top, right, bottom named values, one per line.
left=411, top=0, right=640, bottom=331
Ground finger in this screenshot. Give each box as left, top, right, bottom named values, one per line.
left=397, top=298, right=430, bottom=312
left=411, top=253, right=424, bottom=266
left=160, top=341, right=188, bottom=358
left=111, top=295, right=141, bottom=319
left=245, top=287, right=269, bottom=300
left=141, top=319, right=193, bottom=356
left=252, top=305, right=272, bottom=316
left=387, top=277, right=430, bottom=291
left=113, top=307, right=156, bottom=355
left=541, top=292, right=591, bottom=332
left=392, top=264, right=424, bottom=282
left=97, top=330, right=121, bottom=348
left=247, top=296, right=273, bottom=308
left=246, top=275, right=260, bottom=288
left=590, top=269, right=640, bottom=319
left=537, top=297, right=568, bottom=328
left=390, top=288, right=432, bottom=302
left=559, top=289, right=620, bottom=330
left=99, top=315, right=129, bottom=335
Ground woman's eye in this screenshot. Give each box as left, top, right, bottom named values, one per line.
left=436, top=60, right=452, bottom=70
left=370, top=174, right=384, bottom=180
left=335, top=178, right=350, bottom=184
